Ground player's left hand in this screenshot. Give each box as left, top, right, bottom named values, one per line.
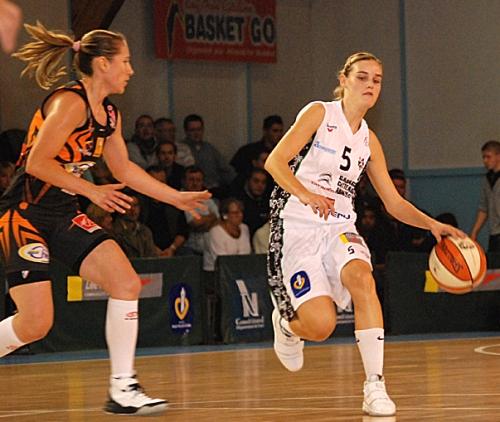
left=174, top=190, right=212, bottom=219
left=429, top=221, right=466, bottom=243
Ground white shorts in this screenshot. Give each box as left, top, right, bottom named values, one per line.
left=280, top=219, right=372, bottom=312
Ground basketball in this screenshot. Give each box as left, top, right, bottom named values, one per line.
left=428, top=236, right=487, bottom=294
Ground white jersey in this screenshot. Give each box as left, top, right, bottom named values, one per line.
left=278, top=100, right=371, bottom=225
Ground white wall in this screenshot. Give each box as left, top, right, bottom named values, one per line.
left=405, top=0, right=500, bottom=169
left=1, top=0, right=498, bottom=173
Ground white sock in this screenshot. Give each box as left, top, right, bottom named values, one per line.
left=355, top=327, right=385, bottom=378
left=0, top=315, right=27, bottom=358
left=106, top=298, right=138, bottom=379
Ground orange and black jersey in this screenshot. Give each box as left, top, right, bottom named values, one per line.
left=0, top=80, right=118, bottom=211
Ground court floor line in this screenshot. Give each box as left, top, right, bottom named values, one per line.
left=2, top=334, right=500, bottom=367
left=474, top=343, right=500, bottom=356
left=2, top=404, right=500, bottom=419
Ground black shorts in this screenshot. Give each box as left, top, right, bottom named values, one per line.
left=0, top=202, right=111, bottom=288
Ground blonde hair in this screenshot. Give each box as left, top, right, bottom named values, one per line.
left=12, top=21, right=126, bottom=90
left=333, top=51, right=382, bottom=100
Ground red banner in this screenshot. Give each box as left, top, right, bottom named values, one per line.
left=154, top=0, right=276, bottom=63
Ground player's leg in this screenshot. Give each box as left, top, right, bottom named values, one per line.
left=269, top=222, right=336, bottom=371
left=79, top=239, right=167, bottom=416
left=0, top=280, right=53, bottom=357
left=341, top=259, right=395, bottom=416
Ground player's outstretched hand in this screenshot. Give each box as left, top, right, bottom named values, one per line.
left=174, top=190, right=212, bottom=219
left=88, top=183, right=133, bottom=214
left=0, top=0, right=22, bottom=53
left=429, top=220, right=466, bottom=243
left=297, top=190, right=335, bottom=221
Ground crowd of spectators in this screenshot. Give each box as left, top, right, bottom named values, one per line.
left=0, top=112, right=460, bottom=274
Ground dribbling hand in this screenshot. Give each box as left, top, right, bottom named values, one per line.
left=88, top=183, right=133, bottom=214
left=429, top=221, right=466, bottom=243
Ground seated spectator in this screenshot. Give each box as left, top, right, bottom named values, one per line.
left=0, top=161, right=15, bottom=196
left=127, top=115, right=159, bottom=169
left=230, top=115, right=284, bottom=177
left=154, top=117, right=195, bottom=167
left=0, top=128, right=26, bottom=163
left=204, top=198, right=251, bottom=271
left=354, top=172, right=381, bottom=215
left=182, top=166, right=220, bottom=254
left=229, top=150, right=273, bottom=197
left=157, top=141, right=185, bottom=190
left=86, top=203, right=114, bottom=233
left=357, top=205, right=397, bottom=266
left=180, top=114, right=235, bottom=199
left=383, top=168, right=431, bottom=252
left=142, top=166, right=190, bottom=256
left=235, top=168, right=270, bottom=236
left=112, top=193, right=161, bottom=258
left=90, top=158, right=115, bottom=185
left=253, top=220, right=270, bottom=254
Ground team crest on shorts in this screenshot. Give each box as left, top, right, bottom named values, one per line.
left=18, top=242, right=49, bottom=263
left=290, top=270, right=311, bottom=298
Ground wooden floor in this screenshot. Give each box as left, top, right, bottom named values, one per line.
left=0, top=337, right=499, bottom=421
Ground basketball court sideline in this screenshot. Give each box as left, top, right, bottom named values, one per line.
left=1, top=332, right=499, bottom=421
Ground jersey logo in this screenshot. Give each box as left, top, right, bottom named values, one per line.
left=326, top=123, right=338, bottom=132
left=18, top=242, right=49, bottom=263
left=71, top=214, right=101, bottom=233
left=290, top=271, right=311, bottom=298
left=358, top=157, right=366, bottom=170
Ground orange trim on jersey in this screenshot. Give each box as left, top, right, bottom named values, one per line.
left=0, top=210, right=12, bottom=259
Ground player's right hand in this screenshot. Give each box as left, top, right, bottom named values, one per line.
left=88, top=183, right=133, bottom=214
left=297, top=191, right=335, bottom=220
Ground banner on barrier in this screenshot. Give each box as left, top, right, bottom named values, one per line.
left=154, top=0, right=277, bottom=63
left=424, top=269, right=500, bottom=293
left=67, top=273, right=163, bottom=301
left=168, top=283, right=194, bottom=334
left=234, top=279, right=265, bottom=330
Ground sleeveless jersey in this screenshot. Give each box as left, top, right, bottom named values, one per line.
left=0, top=81, right=118, bottom=211
left=276, top=100, right=371, bottom=225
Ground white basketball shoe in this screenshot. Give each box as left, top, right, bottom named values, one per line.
left=104, top=375, right=168, bottom=416
left=362, top=375, right=396, bottom=416
left=272, top=308, right=304, bottom=372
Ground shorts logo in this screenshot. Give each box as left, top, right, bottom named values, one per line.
left=340, top=232, right=365, bottom=246
left=290, top=271, right=311, bottom=298
left=71, top=214, right=101, bottom=233
left=18, top=243, right=49, bottom=263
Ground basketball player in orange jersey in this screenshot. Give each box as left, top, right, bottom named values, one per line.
left=265, top=51, right=465, bottom=416
left=0, top=22, right=211, bottom=416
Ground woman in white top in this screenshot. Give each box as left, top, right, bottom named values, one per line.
left=265, top=51, right=464, bottom=417
left=204, top=198, right=251, bottom=271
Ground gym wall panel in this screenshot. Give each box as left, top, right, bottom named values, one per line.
left=310, top=0, right=404, bottom=169
left=0, top=0, right=70, bottom=131
left=404, top=0, right=500, bottom=170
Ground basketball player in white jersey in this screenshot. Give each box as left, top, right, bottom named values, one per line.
left=265, top=52, right=464, bottom=416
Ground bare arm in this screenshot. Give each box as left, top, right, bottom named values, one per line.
left=470, top=210, right=487, bottom=240
left=264, top=102, right=335, bottom=220
left=104, top=114, right=211, bottom=219
left=25, top=91, right=131, bottom=214
left=366, top=130, right=464, bottom=242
